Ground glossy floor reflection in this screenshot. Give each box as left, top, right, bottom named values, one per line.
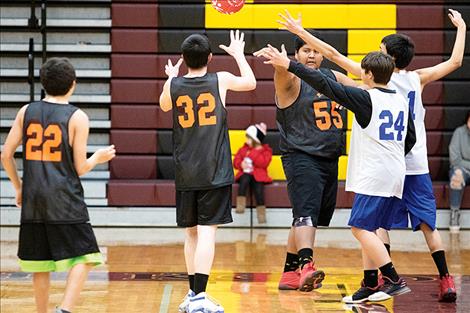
left=1, top=228, right=469, bottom=313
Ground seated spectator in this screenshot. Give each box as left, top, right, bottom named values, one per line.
left=448, top=111, right=470, bottom=232
left=233, top=123, right=272, bottom=223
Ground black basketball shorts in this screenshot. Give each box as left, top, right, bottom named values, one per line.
left=176, top=185, right=233, bottom=227
left=281, top=151, right=339, bottom=227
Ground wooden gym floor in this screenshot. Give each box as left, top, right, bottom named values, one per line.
left=1, top=228, right=469, bottom=313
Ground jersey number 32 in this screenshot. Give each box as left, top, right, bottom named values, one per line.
left=176, top=93, right=217, bottom=128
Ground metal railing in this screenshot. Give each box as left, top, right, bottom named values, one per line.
left=28, top=38, right=35, bottom=102
left=27, top=0, right=47, bottom=101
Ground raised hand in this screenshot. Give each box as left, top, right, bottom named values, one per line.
left=165, top=58, right=183, bottom=78
left=254, top=44, right=290, bottom=69
left=277, top=9, right=303, bottom=35
left=448, top=9, right=466, bottom=28
left=253, top=47, right=272, bottom=58
left=219, top=30, right=246, bottom=58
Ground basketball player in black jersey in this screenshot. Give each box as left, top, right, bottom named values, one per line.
left=254, top=33, right=357, bottom=292
left=1, top=58, right=115, bottom=313
left=159, top=30, right=256, bottom=313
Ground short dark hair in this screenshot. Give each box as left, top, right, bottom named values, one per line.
left=40, top=58, right=76, bottom=96
left=361, top=51, right=395, bottom=85
left=381, top=34, right=415, bottom=69
left=294, top=30, right=324, bottom=52
left=181, top=34, right=211, bottom=69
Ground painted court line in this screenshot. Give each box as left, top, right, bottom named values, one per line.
left=159, top=284, right=173, bottom=313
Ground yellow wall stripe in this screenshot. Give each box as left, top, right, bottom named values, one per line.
left=205, top=4, right=396, bottom=29
left=347, top=29, right=396, bottom=54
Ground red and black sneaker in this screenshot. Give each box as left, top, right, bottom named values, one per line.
left=298, top=261, right=325, bottom=292
left=380, top=276, right=410, bottom=296
left=438, top=274, right=457, bottom=302
left=278, top=270, right=300, bottom=290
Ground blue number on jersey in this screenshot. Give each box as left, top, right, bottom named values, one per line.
left=394, top=111, right=405, bottom=141
left=379, top=110, right=405, bottom=141
left=379, top=110, right=394, bottom=140
left=407, top=91, right=416, bottom=120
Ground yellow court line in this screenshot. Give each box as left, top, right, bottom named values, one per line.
left=205, top=4, right=396, bottom=29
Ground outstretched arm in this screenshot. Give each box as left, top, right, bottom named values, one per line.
left=254, top=44, right=299, bottom=108
left=278, top=10, right=362, bottom=77
left=257, top=45, right=372, bottom=127
left=159, top=58, right=183, bottom=112
left=415, top=9, right=466, bottom=88
left=218, top=30, right=257, bottom=92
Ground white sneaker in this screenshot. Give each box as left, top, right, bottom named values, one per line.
left=368, top=291, right=392, bottom=302
left=188, top=292, right=224, bottom=313
left=179, top=290, right=195, bottom=312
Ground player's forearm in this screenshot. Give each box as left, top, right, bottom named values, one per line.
left=298, top=29, right=337, bottom=60
left=297, top=29, right=361, bottom=77
left=449, top=25, right=466, bottom=67
left=1, top=155, right=22, bottom=190
left=233, top=54, right=256, bottom=89
left=75, top=154, right=99, bottom=176
left=159, top=77, right=173, bottom=112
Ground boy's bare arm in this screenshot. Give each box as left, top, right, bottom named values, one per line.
left=218, top=30, right=257, bottom=93
left=415, top=9, right=466, bottom=88
left=1, top=105, right=27, bottom=207
left=70, top=110, right=115, bottom=176
left=254, top=44, right=299, bottom=108
left=159, top=58, right=183, bottom=112
left=278, top=10, right=362, bottom=77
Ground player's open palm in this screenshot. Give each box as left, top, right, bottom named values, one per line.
left=261, top=44, right=290, bottom=69
left=165, top=58, right=183, bottom=78
left=448, top=9, right=465, bottom=28
left=278, top=10, right=303, bottom=35
left=94, top=145, right=116, bottom=164
left=219, top=30, right=245, bottom=57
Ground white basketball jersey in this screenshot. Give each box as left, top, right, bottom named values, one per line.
left=389, top=71, right=428, bottom=174
left=346, top=89, right=409, bottom=198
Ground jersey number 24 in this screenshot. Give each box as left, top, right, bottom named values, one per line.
left=379, top=110, right=405, bottom=141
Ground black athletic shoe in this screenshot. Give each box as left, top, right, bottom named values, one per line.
left=342, top=284, right=382, bottom=303
left=369, top=276, right=411, bottom=301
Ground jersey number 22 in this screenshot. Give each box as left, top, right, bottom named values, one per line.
left=25, top=123, right=62, bottom=162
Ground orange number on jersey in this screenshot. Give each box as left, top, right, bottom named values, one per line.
left=176, top=93, right=217, bottom=128
left=43, top=125, right=62, bottom=162
left=331, top=104, right=343, bottom=129
left=313, top=101, right=343, bottom=131
left=176, top=95, right=196, bottom=128
left=25, top=123, right=62, bottom=162
left=25, top=123, right=43, bottom=161
left=197, top=93, right=217, bottom=126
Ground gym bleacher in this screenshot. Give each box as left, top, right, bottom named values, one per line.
left=1, top=0, right=469, bottom=227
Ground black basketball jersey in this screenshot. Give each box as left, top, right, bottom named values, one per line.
left=276, top=68, right=346, bottom=159
left=170, top=73, right=233, bottom=190
left=21, top=101, right=88, bottom=223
